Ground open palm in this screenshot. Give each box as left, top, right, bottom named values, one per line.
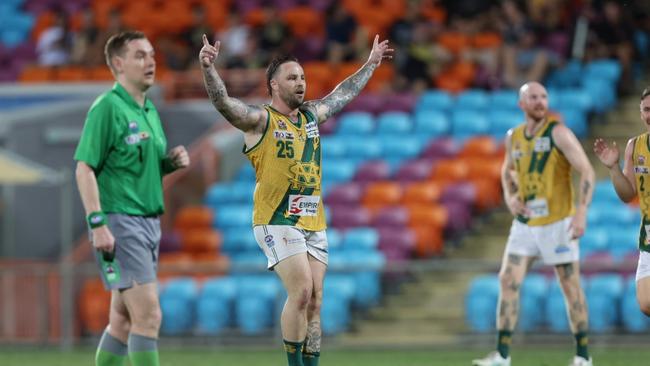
left=593, top=138, right=619, bottom=168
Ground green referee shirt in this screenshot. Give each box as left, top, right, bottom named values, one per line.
left=74, top=82, right=176, bottom=216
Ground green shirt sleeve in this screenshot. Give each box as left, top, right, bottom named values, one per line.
left=74, top=97, right=116, bottom=170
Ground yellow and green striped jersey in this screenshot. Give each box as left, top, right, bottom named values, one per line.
left=510, top=119, right=574, bottom=226
left=631, top=134, right=650, bottom=252
left=244, top=105, right=326, bottom=231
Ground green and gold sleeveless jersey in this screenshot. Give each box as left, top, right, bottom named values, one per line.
left=631, top=134, right=650, bottom=252
left=244, top=105, right=326, bottom=231
left=510, top=120, right=574, bottom=226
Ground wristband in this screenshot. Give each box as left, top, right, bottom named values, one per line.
left=87, top=211, right=107, bottom=229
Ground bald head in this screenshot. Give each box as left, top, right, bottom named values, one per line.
left=518, top=81, right=546, bottom=100
left=518, top=81, right=548, bottom=122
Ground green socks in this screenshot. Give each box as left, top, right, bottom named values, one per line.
left=497, top=330, right=512, bottom=358
left=128, top=333, right=160, bottom=366
left=283, top=339, right=304, bottom=366
left=574, top=332, right=590, bottom=360
left=95, top=330, right=127, bottom=366
left=302, top=351, right=320, bottom=366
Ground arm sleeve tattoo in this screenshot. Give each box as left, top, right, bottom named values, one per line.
left=202, top=67, right=261, bottom=130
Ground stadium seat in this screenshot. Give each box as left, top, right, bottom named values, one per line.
left=413, top=109, right=450, bottom=139
left=586, top=273, right=624, bottom=332
left=221, top=227, right=259, bottom=254
left=160, top=278, right=199, bottom=335
left=518, top=273, right=548, bottom=331
left=581, top=79, right=616, bottom=113
left=181, top=228, right=222, bottom=255
left=579, top=228, right=610, bottom=259
left=372, top=206, right=409, bottom=227
left=379, top=135, right=423, bottom=161
left=607, top=226, right=639, bottom=262
left=593, top=180, right=622, bottom=205
left=431, top=158, right=468, bottom=182
left=196, top=277, right=237, bottom=335
left=555, top=108, right=587, bottom=138
left=451, top=109, right=489, bottom=139
left=556, top=88, right=592, bottom=112
left=341, top=227, right=380, bottom=250
left=321, top=274, right=356, bottom=334
left=174, top=206, right=213, bottom=232
left=417, top=90, right=454, bottom=111
left=377, top=93, right=417, bottom=114
left=362, top=181, right=403, bottom=208
left=455, top=89, right=489, bottom=110
left=405, top=204, right=448, bottom=229
left=376, top=111, right=412, bottom=135
left=465, top=274, right=499, bottom=332
left=336, top=112, right=375, bottom=135
left=421, top=137, right=459, bottom=159
left=488, top=109, right=523, bottom=138
left=340, top=136, right=382, bottom=160
left=324, top=182, right=364, bottom=205
left=354, top=161, right=391, bottom=183
left=235, top=164, right=256, bottom=182
left=583, top=60, right=622, bottom=84
left=458, top=136, right=498, bottom=159
left=205, top=183, right=254, bottom=206
left=621, top=277, right=650, bottom=332
left=320, top=137, right=347, bottom=159
left=322, top=158, right=357, bottom=183
left=394, top=159, right=436, bottom=182
left=329, top=205, right=371, bottom=228
left=213, top=204, right=253, bottom=228
left=401, top=181, right=442, bottom=206
left=488, top=89, right=519, bottom=110
left=545, top=279, right=571, bottom=332
left=235, top=275, right=281, bottom=335
left=78, top=279, right=111, bottom=334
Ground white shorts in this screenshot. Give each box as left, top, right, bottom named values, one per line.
left=505, top=216, right=579, bottom=265
left=636, top=251, right=650, bottom=282
left=253, top=225, right=328, bottom=269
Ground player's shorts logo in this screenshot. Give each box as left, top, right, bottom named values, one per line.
left=264, top=234, right=275, bottom=248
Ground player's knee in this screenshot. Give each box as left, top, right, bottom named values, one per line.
left=137, top=306, right=162, bottom=332
left=296, top=286, right=313, bottom=312
left=308, top=288, right=323, bottom=314
left=498, top=272, right=518, bottom=294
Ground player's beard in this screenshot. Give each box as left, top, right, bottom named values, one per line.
left=281, top=89, right=304, bottom=110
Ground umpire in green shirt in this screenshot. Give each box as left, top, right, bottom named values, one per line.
left=74, top=31, right=189, bottom=366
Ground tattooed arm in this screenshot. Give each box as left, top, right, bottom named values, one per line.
left=553, top=124, right=595, bottom=238
left=501, top=130, right=528, bottom=217
left=199, top=35, right=265, bottom=132
left=303, top=35, right=393, bottom=123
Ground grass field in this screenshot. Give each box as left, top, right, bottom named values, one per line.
left=3, top=346, right=650, bottom=366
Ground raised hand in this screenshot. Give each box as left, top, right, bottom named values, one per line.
left=199, top=34, right=220, bottom=69
left=367, top=35, right=394, bottom=67
left=168, top=145, right=190, bottom=169
left=593, top=138, right=619, bottom=169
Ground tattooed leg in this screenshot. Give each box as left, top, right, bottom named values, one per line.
left=497, top=253, right=532, bottom=331
left=555, top=262, right=589, bottom=333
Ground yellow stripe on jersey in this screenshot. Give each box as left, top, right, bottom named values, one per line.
left=510, top=119, right=574, bottom=226
left=631, top=134, right=650, bottom=252
left=244, top=105, right=326, bottom=231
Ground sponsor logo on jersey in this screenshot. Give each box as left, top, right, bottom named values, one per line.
left=125, top=134, right=141, bottom=145
left=533, top=137, right=551, bottom=152
left=639, top=155, right=646, bottom=165
left=128, top=121, right=139, bottom=131
left=305, top=121, right=319, bottom=138
left=288, top=195, right=320, bottom=216
left=635, top=166, right=649, bottom=174
left=273, top=130, right=294, bottom=140
left=277, top=120, right=287, bottom=130
left=139, top=131, right=150, bottom=140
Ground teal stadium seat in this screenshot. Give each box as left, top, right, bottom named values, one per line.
left=235, top=275, right=282, bottom=335
left=322, top=274, right=356, bottom=335
left=341, top=227, right=380, bottom=250
left=336, top=112, right=375, bottom=135
left=622, top=277, right=650, bottom=332
left=465, top=274, right=499, bottom=332
left=376, top=112, right=412, bottom=135
left=196, top=277, right=237, bottom=335
left=416, top=90, right=454, bottom=112
left=160, top=278, right=199, bottom=335
left=213, top=204, right=253, bottom=228
left=455, top=89, right=489, bottom=110
left=586, top=273, right=624, bottom=332
left=413, top=109, right=450, bottom=139
left=518, top=273, right=548, bottom=331
left=488, top=89, right=519, bottom=110
left=451, top=110, right=489, bottom=139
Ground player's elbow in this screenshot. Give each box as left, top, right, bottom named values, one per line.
left=75, top=161, right=92, bottom=182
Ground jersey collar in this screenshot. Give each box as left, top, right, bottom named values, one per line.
left=112, top=82, right=154, bottom=111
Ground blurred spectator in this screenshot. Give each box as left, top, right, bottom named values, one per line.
left=256, top=4, right=293, bottom=66
left=36, top=9, right=73, bottom=66
left=95, top=9, right=126, bottom=63
left=215, top=7, right=253, bottom=68
left=70, top=8, right=100, bottom=65
left=500, top=0, right=549, bottom=88
left=589, top=0, right=635, bottom=92
left=324, top=1, right=365, bottom=63
left=179, top=4, right=213, bottom=69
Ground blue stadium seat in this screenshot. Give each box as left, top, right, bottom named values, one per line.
left=337, top=112, right=375, bottom=135
left=417, top=90, right=454, bottom=111
left=488, top=109, right=523, bottom=138
left=581, top=79, right=616, bottom=113
left=580, top=227, right=610, bottom=259
left=321, top=158, right=357, bottom=184
left=607, top=226, right=639, bottom=261
left=586, top=273, right=624, bottom=332
left=593, top=180, right=621, bottom=205
left=545, top=279, right=571, bottom=332
left=489, top=90, right=519, bottom=110
left=320, top=136, right=347, bottom=159
left=341, top=136, right=382, bottom=160
left=205, top=183, right=254, bottom=206
left=518, top=274, right=548, bottom=331
left=556, top=89, right=593, bottom=112
left=555, top=108, right=587, bottom=138
left=379, top=135, right=422, bottom=160
left=342, top=227, right=380, bottom=250
left=451, top=110, right=489, bottom=139
left=621, top=277, right=650, bottom=332
left=413, top=109, right=450, bottom=139
left=455, top=89, right=489, bottom=110
left=213, top=204, right=252, bottom=228
left=196, top=277, right=237, bottom=335
left=160, top=278, right=199, bottom=335
left=584, top=60, right=622, bottom=84
left=335, top=249, right=386, bottom=308
left=235, top=163, right=256, bottom=182
left=322, top=274, right=356, bottom=335
left=235, top=275, right=281, bottom=335
left=221, top=227, right=258, bottom=254
left=327, top=228, right=343, bottom=250
left=465, top=274, right=499, bottom=332
left=230, top=250, right=268, bottom=272
left=545, top=60, right=583, bottom=88
left=376, top=112, right=412, bottom=135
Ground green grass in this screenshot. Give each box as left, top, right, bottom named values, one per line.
left=2, top=346, right=650, bottom=366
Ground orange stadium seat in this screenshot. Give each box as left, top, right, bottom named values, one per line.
left=421, top=0, right=447, bottom=23
left=56, top=66, right=90, bottom=81
left=174, top=206, right=214, bottom=232
left=472, top=32, right=502, bottom=49
left=244, top=8, right=267, bottom=27
left=78, top=278, right=110, bottom=335
left=437, top=31, right=470, bottom=55
left=303, top=61, right=335, bottom=98
left=89, top=66, right=114, bottom=81
left=92, top=0, right=124, bottom=29
left=459, top=136, right=499, bottom=159
left=468, top=177, right=502, bottom=211
left=282, top=7, right=323, bottom=39
left=401, top=181, right=442, bottom=206
left=366, top=63, right=394, bottom=92
left=431, top=158, right=469, bottom=182
left=447, top=61, right=477, bottom=85
left=181, top=228, right=222, bottom=255
left=410, top=225, right=444, bottom=257
left=435, top=72, right=468, bottom=93
left=19, top=66, right=55, bottom=82
left=464, top=157, right=502, bottom=183
left=406, top=204, right=448, bottom=229
left=363, top=181, right=404, bottom=208
left=334, top=62, right=364, bottom=85
left=31, top=11, right=55, bottom=41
